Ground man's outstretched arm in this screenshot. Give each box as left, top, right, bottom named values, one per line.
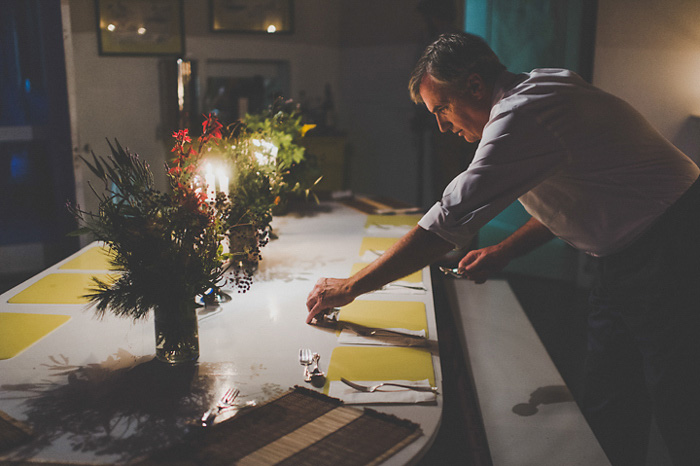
left=305, top=225, right=454, bottom=323
left=458, top=216, right=555, bottom=283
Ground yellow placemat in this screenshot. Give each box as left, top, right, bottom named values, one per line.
left=351, top=263, right=422, bottom=284
left=324, top=346, right=435, bottom=394
left=364, top=214, right=422, bottom=228
left=7, top=273, right=118, bottom=304
left=338, top=300, right=428, bottom=337
left=59, top=244, right=119, bottom=270
left=0, top=313, right=71, bottom=359
left=358, top=237, right=400, bottom=256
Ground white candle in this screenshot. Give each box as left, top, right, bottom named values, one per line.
left=218, top=170, right=229, bottom=196
left=205, top=163, right=216, bottom=201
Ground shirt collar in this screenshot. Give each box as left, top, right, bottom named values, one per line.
left=490, top=70, right=527, bottom=107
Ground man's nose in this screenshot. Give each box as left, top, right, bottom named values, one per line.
left=436, top=116, right=451, bottom=133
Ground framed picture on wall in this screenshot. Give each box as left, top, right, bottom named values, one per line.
left=210, top=0, right=294, bottom=34
left=95, top=0, right=185, bottom=56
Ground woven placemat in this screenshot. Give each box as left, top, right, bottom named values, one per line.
left=135, top=386, right=422, bottom=465
left=0, top=410, right=33, bottom=452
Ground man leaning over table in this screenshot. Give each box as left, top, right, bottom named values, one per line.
left=305, top=32, right=700, bottom=466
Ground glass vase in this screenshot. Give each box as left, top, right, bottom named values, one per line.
left=154, top=301, right=199, bottom=365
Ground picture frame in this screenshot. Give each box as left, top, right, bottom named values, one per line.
left=210, top=0, right=294, bottom=34
left=95, top=0, right=185, bottom=56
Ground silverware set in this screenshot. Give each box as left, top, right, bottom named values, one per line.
left=201, top=388, right=256, bottom=426
left=299, top=348, right=326, bottom=387
left=439, top=265, right=465, bottom=278
left=201, top=388, right=239, bottom=426
left=320, top=308, right=425, bottom=343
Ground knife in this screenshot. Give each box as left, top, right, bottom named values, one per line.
left=320, top=309, right=426, bottom=342
left=339, top=320, right=426, bottom=341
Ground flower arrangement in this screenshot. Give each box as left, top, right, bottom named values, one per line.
left=70, top=103, right=320, bottom=320
left=69, top=109, right=319, bottom=364
left=69, top=116, right=230, bottom=320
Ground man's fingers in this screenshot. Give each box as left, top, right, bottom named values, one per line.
left=306, top=301, right=327, bottom=324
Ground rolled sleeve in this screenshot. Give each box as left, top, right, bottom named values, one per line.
left=418, top=202, right=476, bottom=248
left=418, top=109, right=568, bottom=248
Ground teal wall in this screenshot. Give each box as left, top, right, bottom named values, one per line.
left=463, top=0, right=596, bottom=281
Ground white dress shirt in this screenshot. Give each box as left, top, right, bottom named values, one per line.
left=419, top=69, right=700, bottom=256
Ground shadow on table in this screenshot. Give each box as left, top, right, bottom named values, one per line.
left=1, top=349, right=282, bottom=463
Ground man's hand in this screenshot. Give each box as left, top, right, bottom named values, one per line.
left=458, top=244, right=511, bottom=284
left=456, top=217, right=555, bottom=283
left=305, top=278, right=357, bottom=324
left=305, top=226, right=454, bottom=324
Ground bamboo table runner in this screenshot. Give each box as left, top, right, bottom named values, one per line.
left=136, top=387, right=422, bottom=466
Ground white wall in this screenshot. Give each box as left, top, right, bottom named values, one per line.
left=67, top=0, right=700, bottom=225
left=593, top=0, right=700, bottom=164
left=336, top=0, right=438, bottom=205
left=66, top=0, right=344, bottom=217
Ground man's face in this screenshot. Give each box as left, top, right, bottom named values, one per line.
left=419, top=73, right=491, bottom=143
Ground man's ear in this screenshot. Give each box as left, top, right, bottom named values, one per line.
left=467, top=73, right=487, bottom=99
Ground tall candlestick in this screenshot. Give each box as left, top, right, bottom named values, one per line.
left=205, top=163, right=216, bottom=201
left=218, top=170, right=229, bottom=196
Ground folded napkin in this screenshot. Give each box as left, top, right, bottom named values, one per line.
left=325, top=346, right=436, bottom=404
left=329, top=379, right=437, bottom=404
left=331, top=300, right=428, bottom=347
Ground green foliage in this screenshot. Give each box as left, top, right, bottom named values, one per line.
left=69, top=103, right=321, bottom=320
left=242, top=99, right=322, bottom=203
left=69, top=139, right=227, bottom=320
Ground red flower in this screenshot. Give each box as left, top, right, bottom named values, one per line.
left=200, top=113, right=224, bottom=143
left=172, top=129, right=192, bottom=144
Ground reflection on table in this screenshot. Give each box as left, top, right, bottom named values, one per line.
left=0, top=203, right=441, bottom=465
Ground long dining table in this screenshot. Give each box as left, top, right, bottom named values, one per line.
left=0, top=202, right=443, bottom=465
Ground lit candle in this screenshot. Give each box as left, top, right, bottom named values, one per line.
left=217, top=169, right=229, bottom=196
left=205, top=163, right=216, bottom=201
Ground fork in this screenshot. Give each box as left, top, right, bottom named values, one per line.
left=299, top=348, right=313, bottom=382
left=340, top=377, right=438, bottom=393
left=201, top=388, right=240, bottom=426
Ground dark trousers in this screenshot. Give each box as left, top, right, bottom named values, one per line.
left=583, top=177, right=700, bottom=466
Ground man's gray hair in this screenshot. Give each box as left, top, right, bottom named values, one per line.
left=409, top=32, right=506, bottom=104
